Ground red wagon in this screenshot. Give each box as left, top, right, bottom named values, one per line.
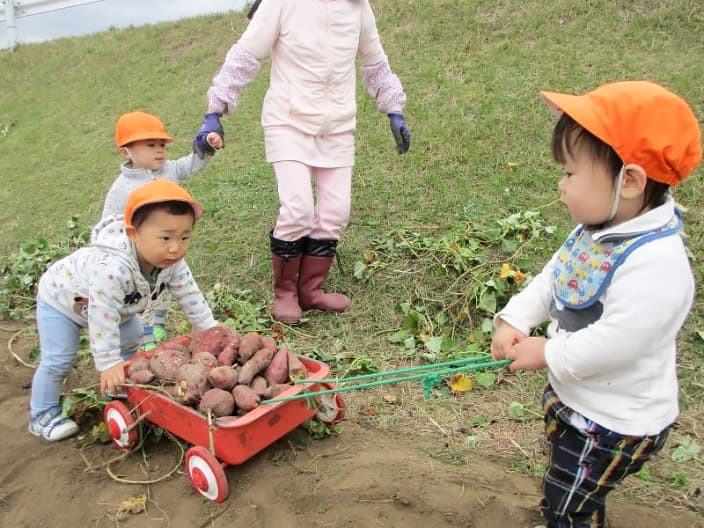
left=103, top=336, right=345, bottom=503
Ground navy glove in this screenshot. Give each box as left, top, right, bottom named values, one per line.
left=193, top=112, right=224, bottom=158
left=388, top=113, right=411, bottom=154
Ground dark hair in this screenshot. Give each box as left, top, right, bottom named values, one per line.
left=551, top=113, right=669, bottom=212
left=131, top=200, right=195, bottom=228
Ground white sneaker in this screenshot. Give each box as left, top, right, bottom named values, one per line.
left=29, top=408, right=79, bottom=441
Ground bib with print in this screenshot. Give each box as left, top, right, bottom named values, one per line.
left=552, top=214, right=682, bottom=309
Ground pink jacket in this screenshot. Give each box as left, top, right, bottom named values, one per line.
left=208, top=0, right=406, bottom=136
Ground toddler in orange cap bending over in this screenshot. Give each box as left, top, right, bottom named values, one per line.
left=30, top=180, right=220, bottom=442
left=491, top=81, right=701, bottom=528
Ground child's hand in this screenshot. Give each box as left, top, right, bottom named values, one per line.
left=506, top=337, right=548, bottom=372
left=100, top=361, right=126, bottom=395
left=206, top=131, right=224, bottom=150
left=193, top=112, right=225, bottom=158
left=491, top=320, right=527, bottom=360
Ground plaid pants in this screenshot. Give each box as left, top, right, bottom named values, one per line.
left=539, top=388, right=670, bottom=528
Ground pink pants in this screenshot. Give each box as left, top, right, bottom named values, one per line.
left=272, top=161, right=352, bottom=242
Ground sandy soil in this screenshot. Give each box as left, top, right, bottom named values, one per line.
left=1, top=322, right=701, bottom=528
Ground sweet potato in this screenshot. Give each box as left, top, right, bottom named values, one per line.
left=191, top=351, right=218, bottom=371
left=250, top=375, right=268, bottom=397
left=263, top=346, right=289, bottom=385
left=127, top=357, right=150, bottom=376
left=199, top=388, right=235, bottom=417
left=208, top=366, right=239, bottom=390
left=149, top=347, right=191, bottom=381
left=189, top=325, right=234, bottom=357
left=175, top=363, right=210, bottom=404
left=238, top=347, right=275, bottom=385
left=237, top=332, right=263, bottom=364
left=287, top=350, right=307, bottom=381
left=129, top=369, right=155, bottom=385
left=261, top=336, right=277, bottom=352
left=232, top=384, right=260, bottom=411
left=263, top=383, right=292, bottom=399
left=217, top=337, right=240, bottom=366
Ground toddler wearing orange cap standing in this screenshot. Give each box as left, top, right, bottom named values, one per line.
left=102, top=110, right=224, bottom=349
left=29, top=179, right=219, bottom=442
left=491, top=81, right=701, bottom=528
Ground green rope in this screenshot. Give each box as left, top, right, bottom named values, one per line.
left=262, top=359, right=511, bottom=405
left=294, top=353, right=494, bottom=385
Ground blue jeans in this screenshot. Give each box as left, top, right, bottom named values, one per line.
left=30, top=297, right=142, bottom=418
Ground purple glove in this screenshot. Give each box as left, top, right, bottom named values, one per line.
left=388, top=113, right=411, bottom=154
left=193, top=112, right=224, bottom=158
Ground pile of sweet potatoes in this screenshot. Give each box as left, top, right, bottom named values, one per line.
left=126, top=327, right=308, bottom=418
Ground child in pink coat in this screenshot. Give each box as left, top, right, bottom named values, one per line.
left=203, top=0, right=411, bottom=323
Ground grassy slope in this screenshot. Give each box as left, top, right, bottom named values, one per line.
left=1, top=0, right=703, bottom=511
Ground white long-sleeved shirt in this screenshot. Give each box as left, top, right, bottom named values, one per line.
left=37, top=215, right=216, bottom=371
left=496, top=196, right=694, bottom=436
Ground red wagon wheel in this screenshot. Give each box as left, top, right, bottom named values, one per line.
left=314, top=383, right=345, bottom=424
left=104, top=401, right=138, bottom=451
left=185, top=446, right=229, bottom=503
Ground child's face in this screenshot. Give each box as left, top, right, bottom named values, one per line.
left=127, top=209, right=194, bottom=271
left=557, top=142, right=617, bottom=226
left=122, top=139, right=170, bottom=170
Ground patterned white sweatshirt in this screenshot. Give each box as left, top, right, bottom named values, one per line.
left=37, top=215, right=216, bottom=371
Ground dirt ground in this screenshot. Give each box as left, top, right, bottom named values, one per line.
left=1, top=322, right=702, bottom=528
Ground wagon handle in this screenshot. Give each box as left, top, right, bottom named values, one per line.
left=262, top=359, right=511, bottom=404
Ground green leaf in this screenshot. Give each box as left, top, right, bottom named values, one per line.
left=475, top=371, right=496, bottom=387
left=480, top=318, right=494, bottom=334
left=388, top=329, right=411, bottom=343
left=671, top=438, right=701, bottom=463
left=508, top=401, right=526, bottom=420
left=478, top=290, right=497, bottom=314
left=353, top=260, right=367, bottom=280
left=424, top=336, right=444, bottom=353
left=403, top=336, right=416, bottom=349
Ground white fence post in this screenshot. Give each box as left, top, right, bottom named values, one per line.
left=4, top=1, right=18, bottom=51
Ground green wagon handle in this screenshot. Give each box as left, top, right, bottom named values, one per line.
left=261, top=358, right=512, bottom=405
left=293, top=353, right=499, bottom=385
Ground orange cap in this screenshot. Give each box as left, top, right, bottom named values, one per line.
left=541, top=81, right=702, bottom=186
left=124, top=179, right=204, bottom=226
left=114, top=111, right=174, bottom=148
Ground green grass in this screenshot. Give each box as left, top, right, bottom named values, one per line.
left=1, top=0, right=703, bottom=514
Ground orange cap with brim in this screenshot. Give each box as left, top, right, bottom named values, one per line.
left=541, top=81, right=702, bottom=186
left=124, top=179, right=204, bottom=226
left=115, top=111, right=174, bottom=148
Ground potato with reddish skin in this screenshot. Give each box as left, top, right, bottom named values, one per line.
left=232, top=384, right=260, bottom=411
left=176, top=363, right=210, bottom=404
left=199, top=388, right=235, bottom=417
left=250, top=375, right=268, bottom=397
left=261, top=336, right=277, bottom=351
left=217, top=337, right=240, bottom=366
left=208, top=366, right=239, bottom=390
left=263, top=383, right=292, bottom=399
left=237, top=332, right=263, bottom=364
left=149, top=347, right=191, bottom=381
left=263, top=346, right=289, bottom=385
left=238, top=347, right=275, bottom=385
left=129, top=369, right=155, bottom=384
left=127, top=357, right=150, bottom=376
left=287, top=350, right=307, bottom=381
left=189, top=325, right=235, bottom=357
left=191, top=351, right=218, bottom=371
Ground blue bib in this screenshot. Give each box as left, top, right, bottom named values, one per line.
left=552, top=214, right=682, bottom=309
